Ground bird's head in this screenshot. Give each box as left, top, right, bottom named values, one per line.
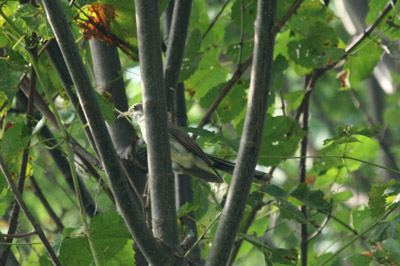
left=117, top=103, right=144, bottom=122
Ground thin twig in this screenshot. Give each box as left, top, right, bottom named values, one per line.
left=307, top=212, right=331, bottom=242
left=30, top=176, right=64, bottom=233
left=299, top=75, right=311, bottom=266
left=197, top=0, right=305, bottom=131
left=0, top=154, right=61, bottom=266
left=237, top=0, right=245, bottom=66
left=317, top=209, right=360, bottom=236
left=349, top=89, right=400, bottom=174
left=0, top=42, right=37, bottom=264
left=318, top=203, right=398, bottom=266
left=78, top=155, right=115, bottom=204
left=184, top=212, right=222, bottom=258
left=0, top=231, right=36, bottom=239
left=197, top=55, right=252, bottom=131
left=345, top=0, right=396, bottom=55
left=202, top=0, right=232, bottom=40
left=272, top=0, right=304, bottom=34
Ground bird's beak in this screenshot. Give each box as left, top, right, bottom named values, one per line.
left=117, top=111, right=130, bottom=119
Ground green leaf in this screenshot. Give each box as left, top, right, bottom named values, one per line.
left=283, top=90, right=307, bottom=112
left=0, top=50, right=28, bottom=105
left=344, top=42, right=382, bottom=88
left=224, top=36, right=254, bottom=63
left=347, top=254, right=372, bottom=265
left=14, top=4, right=50, bottom=38
left=332, top=209, right=351, bottom=232
left=177, top=202, right=200, bottom=218
left=277, top=199, right=307, bottom=223
left=218, top=79, right=249, bottom=123
left=287, top=0, right=337, bottom=33
left=90, top=212, right=132, bottom=261
left=110, top=240, right=135, bottom=265
left=238, top=232, right=298, bottom=265
left=58, top=236, right=92, bottom=265
left=365, top=0, right=391, bottom=25
left=314, top=133, right=379, bottom=186
left=231, top=0, right=257, bottom=36
left=369, top=180, right=396, bottom=217
left=290, top=183, right=330, bottom=210
left=384, top=183, right=400, bottom=196
left=186, top=48, right=229, bottom=100
left=352, top=205, right=371, bottom=231
left=264, top=185, right=288, bottom=198
left=276, top=0, right=296, bottom=22
left=39, top=255, right=53, bottom=266
left=1, top=122, right=30, bottom=159
left=180, top=127, right=215, bottom=137
left=247, top=191, right=263, bottom=208
left=96, top=92, right=115, bottom=125
left=58, top=212, right=132, bottom=265
left=369, top=215, right=400, bottom=242
left=333, top=190, right=353, bottom=204
left=271, top=54, right=289, bottom=92
left=259, top=115, right=304, bottom=167
left=287, top=40, right=317, bottom=68
left=192, top=179, right=211, bottom=219
left=306, top=22, right=339, bottom=50
left=382, top=239, right=400, bottom=265
left=384, top=106, right=400, bottom=128
left=180, top=29, right=203, bottom=81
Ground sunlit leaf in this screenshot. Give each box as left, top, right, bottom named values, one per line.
left=344, top=42, right=382, bottom=88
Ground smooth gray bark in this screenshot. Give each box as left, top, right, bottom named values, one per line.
left=206, top=0, right=277, bottom=264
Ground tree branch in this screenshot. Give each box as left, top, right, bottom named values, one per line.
left=134, top=0, right=181, bottom=257
left=41, top=0, right=169, bottom=264
left=163, top=0, right=193, bottom=111
left=205, top=0, right=277, bottom=264
left=174, top=84, right=201, bottom=262
left=89, top=39, right=137, bottom=158
left=89, top=39, right=148, bottom=195
left=227, top=201, right=264, bottom=265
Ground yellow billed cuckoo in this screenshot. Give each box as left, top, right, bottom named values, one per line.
left=118, top=103, right=271, bottom=184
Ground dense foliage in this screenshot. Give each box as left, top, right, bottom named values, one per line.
left=1, top=0, right=400, bottom=265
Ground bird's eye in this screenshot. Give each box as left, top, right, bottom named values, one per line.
left=133, top=105, right=138, bottom=111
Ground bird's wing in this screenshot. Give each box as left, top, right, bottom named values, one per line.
left=180, top=165, right=224, bottom=183
left=168, top=122, right=223, bottom=181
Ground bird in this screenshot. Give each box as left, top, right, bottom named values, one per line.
left=118, top=103, right=271, bottom=184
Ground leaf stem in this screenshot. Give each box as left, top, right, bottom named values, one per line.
left=317, top=204, right=399, bottom=266
left=184, top=212, right=222, bottom=258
